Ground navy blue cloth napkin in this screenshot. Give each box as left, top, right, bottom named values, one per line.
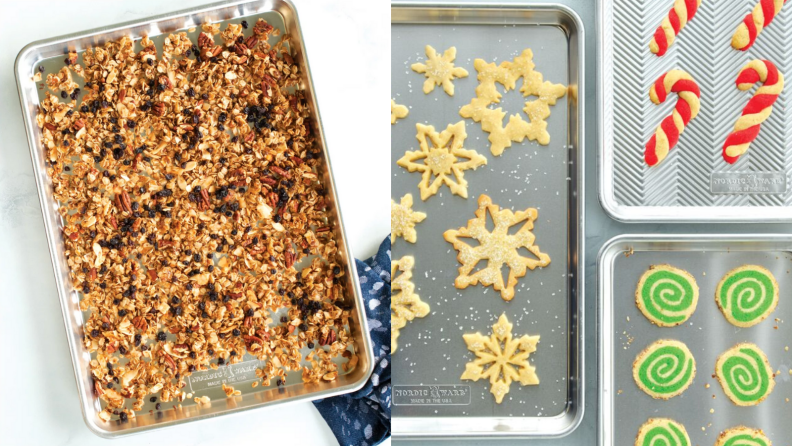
left=313, top=237, right=391, bottom=446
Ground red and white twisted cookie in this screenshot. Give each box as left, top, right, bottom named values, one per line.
left=650, top=0, right=702, bottom=56
left=732, top=0, right=788, bottom=51
left=723, top=60, right=785, bottom=164
left=645, top=70, right=701, bottom=167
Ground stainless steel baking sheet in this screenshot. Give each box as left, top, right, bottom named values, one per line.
left=599, top=235, right=792, bottom=445
left=14, top=0, right=373, bottom=438
left=391, top=2, right=584, bottom=439
left=600, top=0, right=792, bottom=222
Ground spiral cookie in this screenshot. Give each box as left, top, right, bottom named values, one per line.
left=633, top=340, right=696, bottom=399
left=715, top=426, right=771, bottom=446
left=635, top=265, right=699, bottom=327
left=715, top=343, right=775, bottom=407
left=635, top=418, right=690, bottom=446
left=716, top=265, right=778, bottom=327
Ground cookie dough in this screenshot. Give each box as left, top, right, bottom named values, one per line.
left=715, top=342, right=775, bottom=407
left=461, top=313, right=539, bottom=404
left=635, top=264, right=699, bottom=327
left=410, top=45, right=468, bottom=96
left=715, top=265, right=778, bottom=327
left=397, top=121, right=486, bottom=201
left=444, top=194, right=550, bottom=301
left=633, top=339, right=695, bottom=400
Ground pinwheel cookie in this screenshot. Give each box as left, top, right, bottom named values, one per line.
left=715, top=343, right=775, bottom=407
left=635, top=419, right=690, bottom=446
left=715, top=265, right=778, bottom=327
left=444, top=194, right=550, bottom=301
left=635, top=264, right=699, bottom=327
left=633, top=339, right=696, bottom=400
left=715, top=427, right=772, bottom=446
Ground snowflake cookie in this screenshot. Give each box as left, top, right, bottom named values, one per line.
left=397, top=121, right=487, bottom=201
left=391, top=193, right=426, bottom=243
left=411, top=45, right=469, bottom=96
left=391, top=256, right=430, bottom=354
left=444, top=194, right=551, bottom=301
left=391, top=99, right=409, bottom=125
left=459, top=49, right=566, bottom=156
left=461, top=313, right=540, bottom=404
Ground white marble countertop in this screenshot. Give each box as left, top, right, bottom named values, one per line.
left=0, top=1, right=389, bottom=445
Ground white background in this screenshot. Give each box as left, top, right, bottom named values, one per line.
left=0, top=1, right=390, bottom=445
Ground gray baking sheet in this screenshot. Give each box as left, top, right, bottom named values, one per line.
left=391, top=20, right=572, bottom=420
left=602, top=238, right=792, bottom=444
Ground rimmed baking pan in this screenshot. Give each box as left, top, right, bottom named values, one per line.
left=391, top=2, right=584, bottom=439
left=600, top=234, right=792, bottom=444
left=15, top=0, right=373, bottom=438
left=600, top=0, right=792, bottom=222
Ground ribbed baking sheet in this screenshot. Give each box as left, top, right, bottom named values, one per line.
left=391, top=3, right=584, bottom=439
left=600, top=235, right=792, bottom=445
left=600, top=0, right=792, bottom=222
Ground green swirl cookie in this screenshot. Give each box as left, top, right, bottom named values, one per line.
left=636, top=265, right=699, bottom=327
left=633, top=339, right=695, bottom=399
left=635, top=418, right=690, bottom=446
left=716, top=265, right=778, bottom=328
left=715, top=343, right=775, bottom=407
left=715, top=426, right=771, bottom=446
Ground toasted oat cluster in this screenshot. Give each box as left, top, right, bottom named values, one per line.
left=35, top=19, right=357, bottom=423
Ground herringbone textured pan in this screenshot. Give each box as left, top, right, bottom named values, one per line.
left=602, top=0, right=792, bottom=216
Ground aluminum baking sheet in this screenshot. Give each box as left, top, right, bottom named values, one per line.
left=14, top=0, right=373, bottom=438
left=600, top=0, right=792, bottom=222
left=391, top=3, right=584, bottom=439
left=599, top=235, right=792, bottom=445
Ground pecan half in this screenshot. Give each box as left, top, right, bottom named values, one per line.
left=132, top=316, right=148, bottom=331
left=198, top=32, right=214, bottom=49
left=152, top=102, right=166, bottom=116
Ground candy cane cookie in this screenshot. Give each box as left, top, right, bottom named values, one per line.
left=723, top=60, right=784, bottom=164
left=733, top=0, right=788, bottom=51
left=645, top=70, right=701, bottom=167
left=650, top=0, right=702, bottom=56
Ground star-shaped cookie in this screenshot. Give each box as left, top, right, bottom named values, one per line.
left=391, top=99, right=409, bottom=125
left=391, top=194, right=426, bottom=243
left=461, top=313, right=540, bottom=404
left=411, top=45, right=469, bottom=96
left=392, top=256, right=430, bottom=353
left=459, top=49, right=566, bottom=156
left=397, top=121, right=487, bottom=201
left=444, top=194, right=551, bottom=301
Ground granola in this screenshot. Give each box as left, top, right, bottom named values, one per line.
left=36, top=19, right=357, bottom=422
